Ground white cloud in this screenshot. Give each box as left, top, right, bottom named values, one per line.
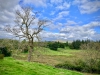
left=40, top=31, right=67, bottom=41
left=59, top=11, right=69, bottom=16
left=60, top=21, right=100, bottom=40
left=83, top=21, right=100, bottom=29
left=39, top=21, right=100, bottom=41
left=0, top=0, right=20, bottom=24
left=53, top=11, right=69, bottom=21
left=0, top=30, right=15, bottom=39
left=50, top=11, right=55, bottom=15
left=47, top=22, right=63, bottom=31
left=50, top=0, right=63, bottom=4
left=0, top=0, right=100, bottom=41
left=56, top=2, right=70, bottom=10
left=23, top=0, right=47, bottom=7
left=50, top=1, right=70, bottom=17
left=66, top=20, right=77, bottom=25
left=73, top=0, right=100, bottom=14
left=0, top=0, right=20, bottom=38
left=0, top=0, right=19, bottom=11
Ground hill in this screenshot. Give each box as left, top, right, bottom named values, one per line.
left=0, top=57, right=83, bottom=75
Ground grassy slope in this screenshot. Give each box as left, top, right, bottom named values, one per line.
left=33, top=47, right=79, bottom=56
left=0, top=57, right=83, bottom=75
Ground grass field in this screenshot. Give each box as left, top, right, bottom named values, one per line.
left=0, top=57, right=83, bottom=75
left=1, top=47, right=100, bottom=75
left=12, top=47, right=82, bottom=65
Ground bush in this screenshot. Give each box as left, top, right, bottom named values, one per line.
left=59, top=43, right=65, bottom=48
left=49, top=43, right=58, bottom=51
left=74, top=60, right=87, bottom=72
left=97, top=60, right=100, bottom=73
left=80, top=42, right=100, bottom=51
left=69, top=44, right=74, bottom=49
left=0, top=47, right=11, bottom=57
left=55, top=60, right=85, bottom=72
left=0, top=54, right=4, bottom=59
left=47, top=42, right=65, bottom=51
left=55, top=61, right=75, bottom=70
left=21, top=46, right=28, bottom=53
left=69, top=40, right=81, bottom=49
left=47, top=42, right=58, bottom=51
left=55, top=59, right=100, bottom=74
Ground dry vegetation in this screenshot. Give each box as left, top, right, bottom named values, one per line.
left=12, top=47, right=100, bottom=66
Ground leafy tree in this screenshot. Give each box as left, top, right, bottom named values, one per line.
left=64, top=41, right=69, bottom=47
left=58, top=43, right=65, bottom=48
left=69, top=40, right=81, bottom=49
left=47, top=41, right=65, bottom=50
left=47, top=42, right=58, bottom=51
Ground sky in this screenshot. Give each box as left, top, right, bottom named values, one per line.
left=0, top=0, right=100, bottom=41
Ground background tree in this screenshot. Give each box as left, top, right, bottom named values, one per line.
left=5, top=7, right=48, bottom=62
left=69, top=40, right=81, bottom=49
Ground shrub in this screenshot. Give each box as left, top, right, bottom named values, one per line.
left=69, top=44, right=74, bottom=49
left=80, top=42, right=100, bottom=51
left=55, top=61, right=75, bottom=70
left=21, top=46, right=28, bottom=53
left=59, top=43, right=65, bottom=48
left=74, top=60, right=87, bottom=72
left=47, top=42, right=65, bottom=51
left=55, top=60, right=86, bottom=71
left=69, top=40, right=81, bottom=49
left=97, top=60, right=100, bottom=73
left=49, top=43, right=58, bottom=51
left=0, top=54, right=4, bottom=59
left=0, top=46, right=11, bottom=57
left=47, top=42, right=58, bottom=51
left=55, top=59, right=100, bottom=74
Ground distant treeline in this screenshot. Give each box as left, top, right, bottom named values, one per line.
left=0, top=39, right=100, bottom=55
left=46, top=39, right=100, bottom=51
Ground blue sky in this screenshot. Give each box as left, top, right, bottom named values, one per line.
left=0, top=0, right=100, bottom=41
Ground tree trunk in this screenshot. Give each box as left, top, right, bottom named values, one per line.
left=28, top=49, right=32, bottom=62
left=27, top=43, right=34, bottom=62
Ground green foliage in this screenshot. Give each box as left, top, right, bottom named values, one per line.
left=64, top=41, right=69, bottom=47
left=55, top=60, right=86, bottom=72
left=47, top=41, right=66, bottom=51
left=69, top=43, right=74, bottom=49
left=55, top=59, right=100, bottom=74
left=21, top=47, right=28, bottom=53
left=55, top=61, right=76, bottom=70
left=0, top=57, right=83, bottom=75
left=47, top=42, right=58, bottom=51
left=0, top=47, right=11, bottom=57
left=69, top=40, right=81, bottom=49
left=0, top=54, right=4, bottom=59
left=0, top=39, right=20, bottom=50
left=69, top=39, right=94, bottom=50
left=20, top=40, right=28, bottom=53
left=58, top=42, right=65, bottom=48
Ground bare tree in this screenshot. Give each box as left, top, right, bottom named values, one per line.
left=5, top=7, right=48, bottom=62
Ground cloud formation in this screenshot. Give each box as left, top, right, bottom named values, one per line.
left=56, top=2, right=70, bottom=10
left=0, top=0, right=20, bottom=24
left=50, top=0, right=63, bottom=4
left=60, top=21, right=100, bottom=40
left=23, top=0, right=47, bottom=7
left=73, top=0, right=100, bottom=14
left=0, top=0, right=20, bottom=39
left=0, top=0, right=100, bottom=41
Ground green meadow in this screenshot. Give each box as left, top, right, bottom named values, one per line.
left=0, top=57, right=83, bottom=75
left=0, top=47, right=99, bottom=75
